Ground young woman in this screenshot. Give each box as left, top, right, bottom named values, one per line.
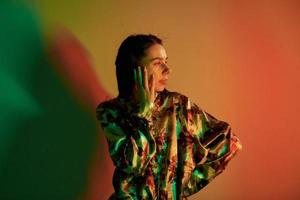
left=96, top=34, right=242, bottom=200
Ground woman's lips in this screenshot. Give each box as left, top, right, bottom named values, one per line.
left=159, top=79, right=168, bottom=85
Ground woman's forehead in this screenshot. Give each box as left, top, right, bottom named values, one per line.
left=146, top=44, right=168, bottom=60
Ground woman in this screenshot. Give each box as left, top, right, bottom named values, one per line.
left=96, top=34, right=242, bottom=200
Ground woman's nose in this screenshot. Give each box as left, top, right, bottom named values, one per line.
left=162, top=63, right=172, bottom=74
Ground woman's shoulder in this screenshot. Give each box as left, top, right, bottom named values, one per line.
left=96, top=97, right=118, bottom=111
left=162, top=88, right=190, bottom=104
left=162, top=89, right=205, bottom=115
left=96, top=89, right=193, bottom=117
left=96, top=97, right=121, bottom=120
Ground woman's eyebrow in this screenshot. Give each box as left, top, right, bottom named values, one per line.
left=150, top=56, right=168, bottom=61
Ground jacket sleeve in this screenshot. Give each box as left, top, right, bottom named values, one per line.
left=181, top=97, right=242, bottom=197
left=96, top=101, right=156, bottom=176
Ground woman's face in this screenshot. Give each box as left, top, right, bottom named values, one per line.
left=140, top=44, right=171, bottom=92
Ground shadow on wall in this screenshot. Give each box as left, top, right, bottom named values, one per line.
left=0, top=2, right=112, bottom=200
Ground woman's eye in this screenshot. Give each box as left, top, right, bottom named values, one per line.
left=154, top=61, right=167, bottom=66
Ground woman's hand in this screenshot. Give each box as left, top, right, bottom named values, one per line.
left=132, top=66, right=156, bottom=117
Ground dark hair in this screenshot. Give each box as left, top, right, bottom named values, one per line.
left=115, top=34, right=163, bottom=98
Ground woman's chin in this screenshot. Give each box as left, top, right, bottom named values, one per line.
left=155, top=86, right=166, bottom=92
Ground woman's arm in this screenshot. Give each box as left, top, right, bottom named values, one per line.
left=180, top=97, right=242, bottom=197
left=95, top=66, right=157, bottom=176
left=96, top=101, right=156, bottom=176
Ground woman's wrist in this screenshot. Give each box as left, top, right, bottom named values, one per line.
left=137, top=101, right=154, bottom=121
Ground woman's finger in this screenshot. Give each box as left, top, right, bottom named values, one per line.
left=134, top=66, right=142, bottom=91
left=148, top=74, right=153, bottom=94
left=133, top=67, right=138, bottom=91
left=138, top=66, right=143, bottom=88
left=133, top=67, right=137, bottom=83
left=143, top=67, right=149, bottom=91
left=150, top=73, right=155, bottom=101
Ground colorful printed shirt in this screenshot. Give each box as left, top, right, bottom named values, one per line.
left=96, top=88, right=242, bottom=200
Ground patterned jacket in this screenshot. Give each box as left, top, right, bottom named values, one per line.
left=96, top=88, right=242, bottom=200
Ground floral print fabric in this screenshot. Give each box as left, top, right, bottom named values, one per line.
left=96, top=88, right=242, bottom=200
